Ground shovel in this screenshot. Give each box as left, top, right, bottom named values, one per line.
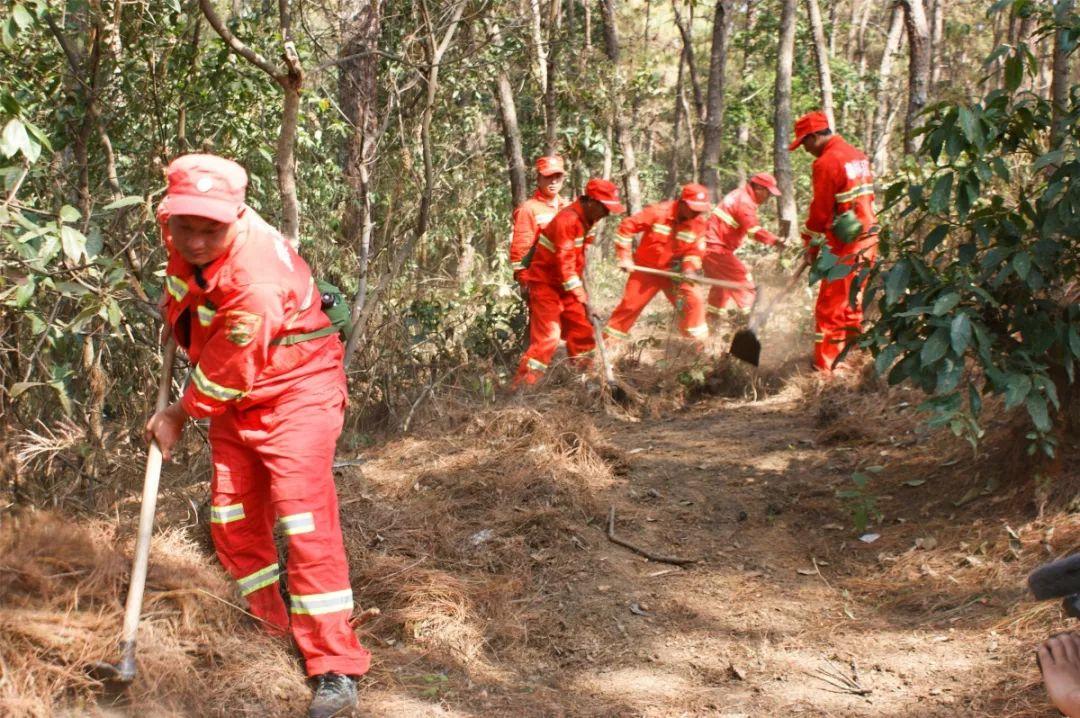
left=89, top=338, right=176, bottom=685
left=584, top=302, right=630, bottom=404
left=729, top=258, right=809, bottom=366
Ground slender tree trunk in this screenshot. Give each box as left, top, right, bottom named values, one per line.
left=486, top=21, right=527, bottom=207
left=600, top=0, right=642, bottom=213
left=805, top=0, right=835, bottom=130
left=672, top=2, right=704, bottom=124
left=667, top=48, right=686, bottom=195
left=773, top=0, right=797, bottom=233
left=1050, top=0, right=1075, bottom=150
left=929, top=0, right=944, bottom=90
left=345, top=1, right=466, bottom=366
left=544, top=0, right=561, bottom=153
left=199, top=0, right=304, bottom=244
left=870, top=4, right=905, bottom=174
left=900, top=0, right=930, bottom=155
left=699, top=0, right=729, bottom=196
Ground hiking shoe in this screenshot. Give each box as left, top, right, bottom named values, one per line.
left=308, top=673, right=358, bottom=718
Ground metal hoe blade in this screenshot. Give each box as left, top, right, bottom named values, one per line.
left=729, top=329, right=761, bottom=366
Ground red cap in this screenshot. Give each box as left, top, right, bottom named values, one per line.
left=789, top=110, right=831, bottom=151
left=584, top=178, right=626, bottom=214
left=161, top=154, right=247, bottom=224
left=748, top=172, right=781, bottom=197
left=680, top=183, right=711, bottom=212
left=536, top=155, right=566, bottom=176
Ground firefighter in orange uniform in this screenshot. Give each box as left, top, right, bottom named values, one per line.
left=789, top=110, right=880, bottom=372
left=603, top=184, right=711, bottom=344
left=509, top=155, right=568, bottom=282
left=514, top=178, right=626, bottom=385
left=144, top=155, right=368, bottom=718
left=704, top=172, right=784, bottom=317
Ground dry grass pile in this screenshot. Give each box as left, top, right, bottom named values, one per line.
left=338, top=402, right=623, bottom=679
left=0, top=511, right=308, bottom=717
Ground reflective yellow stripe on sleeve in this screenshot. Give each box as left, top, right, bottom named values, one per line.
left=676, top=230, right=697, bottom=243
left=651, top=223, right=672, bottom=235
left=835, top=183, right=875, bottom=203
left=747, top=226, right=762, bottom=236
left=562, top=275, right=582, bottom=291
left=165, top=275, right=188, bottom=302
left=614, top=232, right=634, bottom=247
left=683, top=255, right=703, bottom=269
left=537, top=236, right=555, bottom=252
left=193, top=365, right=245, bottom=402
left=712, top=207, right=739, bottom=228
left=511, top=261, right=524, bottom=272
left=196, top=305, right=216, bottom=327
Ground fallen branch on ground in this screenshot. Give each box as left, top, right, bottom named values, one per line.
left=605, top=506, right=698, bottom=566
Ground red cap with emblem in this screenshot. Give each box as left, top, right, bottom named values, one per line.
left=536, top=155, right=566, bottom=176
left=162, top=154, right=247, bottom=224
left=789, top=110, right=831, bottom=151
left=749, top=172, right=781, bottom=197
left=585, top=178, right=626, bottom=214
left=680, top=183, right=711, bottom=212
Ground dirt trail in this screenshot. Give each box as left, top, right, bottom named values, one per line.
left=351, top=374, right=1055, bottom=718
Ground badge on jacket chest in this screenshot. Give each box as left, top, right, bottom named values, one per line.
left=225, top=310, right=261, bottom=346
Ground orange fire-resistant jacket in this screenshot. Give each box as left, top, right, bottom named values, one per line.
left=613, top=200, right=708, bottom=273
left=706, top=183, right=779, bottom=253
left=160, top=207, right=341, bottom=419
left=802, top=135, right=879, bottom=256
left=509, top=190, right=567, bottom=277
left=519, top=200, right=595, bottom=293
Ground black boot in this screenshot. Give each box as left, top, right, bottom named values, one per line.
left=308, top=673, right=358, bottom=718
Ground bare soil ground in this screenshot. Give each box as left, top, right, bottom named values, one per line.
left=3, top=296, right=1078, bottom=717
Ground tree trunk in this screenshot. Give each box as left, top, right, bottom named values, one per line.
left=600, top=0, right=642, bottom=213
left=486, top=21, right=527, bottom=207
left=870, top=4, right=904, bottom=174
left=805, top=0, right=835, bottom=130
left=773, top=0, right=797, bottom=233
left=344, top=1, right=466, bottom=366
left=667, top=47, right=686, bottom=195
left=1050, top=0, right=1075, bottom=150
left=900, top=0, right=930, bottom=155
left=928, top=0, right=944, bottom=90
left=672, top=2, right=704, bottom=124
left=199, top=0, right=304, bottom=244
left=544, top=0, right=561, bottom=153
left=699, top=0, right=729, bottom=197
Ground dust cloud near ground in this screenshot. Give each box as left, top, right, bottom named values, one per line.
left=2, top=273, right=1077, bottom=717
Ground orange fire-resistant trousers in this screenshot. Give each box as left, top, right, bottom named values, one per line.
left=515, top=281, right=595, bottom=385
left=813, top=247, right=876, bottom=372
left=603, top=271, right=707, bottom=342
left=207, top=374, right=371, bottom=677
left=703, top=250, right=755, bottom=312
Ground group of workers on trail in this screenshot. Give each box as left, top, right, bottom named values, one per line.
left=140, top=109, right=877, bottom=718
left=510, top=109, right=880, bottom=386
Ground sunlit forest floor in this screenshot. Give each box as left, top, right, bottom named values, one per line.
left=2, top=273, right=1078, bottom=717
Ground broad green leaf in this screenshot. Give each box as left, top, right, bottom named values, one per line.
left=827, top=263, right=853, bottom=281
left=11, top=5, right=33, bottom=30
left=1026, top=392, right=1051, bottom=433
left=0, top=119, right=29, bottom=158
left=922, top=225, right=949, bottom=253
left=1004, top=373, right=1032, bottom=409
left=932, top=292, right=960, bottom=316
left=885, top=260, right=911, bottom=306
left=84, top=227, right=102, bottom=259
left=1033, top=149, right=1064, bottom=171
left=102, top=195, right=145, bottom=210
left=928, top=172, right=954, bottom=214
left=958, top=106, right=980, bottom=145
left=1012, top=251, right=1031, bottom=280
left=49, top=381, right=72, bottom=415
left=950, top=314, right=972, bottom=354
left=921, top=328, right=949, bottom=365
left=59, top=205, right=80, bottom=223
left=60, top=225, right=86, bottom=261
left=106, top=299, right=122, bottom=328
